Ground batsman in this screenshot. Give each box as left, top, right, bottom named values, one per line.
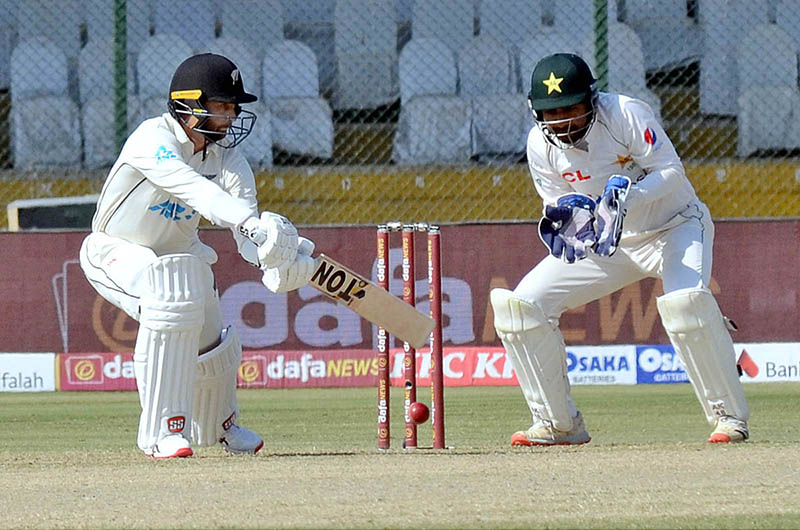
left=79, top=53, right=316, bottom=458
left=491, top=53, right=749, bottom=446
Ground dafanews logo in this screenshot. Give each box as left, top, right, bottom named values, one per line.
left=60, top=353, right=136, bottom=391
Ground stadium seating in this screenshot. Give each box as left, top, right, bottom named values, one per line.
left=153, top=0, right=216, bottom=46
left=85, top=0, right=151, bottom=57
left=10, top=38, right=82, bottom=168
left=206, top=37, right=272, bottom=166
left=262, top=40, right=333, bottom=159
left=79, top=39, right=140, bottom=168
left=623, top=1, right=700, bottom=72
left=393, top=37, right=471, bottom=164
left=137, top=34, right=194, bottom=119
left=458, top=36, right=529, bottom=157
left=412, top=0, right=475, bottom=54
left=16, top=1, right=83, bottom=61
left=550, top=0, right=618, bottom=30
left=333, top=0, right=397, bottom=110
left=699, top=0, right=769, bottom=116
left=221, top=0, right=284, bottom=52
left=585, top=22, right=662, bottom=119
left=736, top=24, right=800, bottom=156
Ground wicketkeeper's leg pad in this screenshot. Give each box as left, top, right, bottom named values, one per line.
left=191, top=326, right=242, bottom=447
left=657, top=287, right=750, bottom=423
left=491, top=288, right=575, bottom=431
left=134, top=254, right=211, bottom=453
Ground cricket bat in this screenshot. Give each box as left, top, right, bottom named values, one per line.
left=308, top=254, right=435, bottom=349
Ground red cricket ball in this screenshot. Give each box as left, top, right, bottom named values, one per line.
left=409, top=402, right=430, bottom=424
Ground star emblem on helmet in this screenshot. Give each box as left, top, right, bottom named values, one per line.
left=542, top=72, right=564, bottom=95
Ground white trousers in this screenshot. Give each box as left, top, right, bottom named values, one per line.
left=79, top=232, right=222, bottom=349
left=515, top=202, right=713, bottom=319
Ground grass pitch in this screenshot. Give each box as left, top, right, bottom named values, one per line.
left=1, top=383, right=799, bottom=529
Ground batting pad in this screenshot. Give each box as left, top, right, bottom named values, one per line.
left=657, top=287, right=750, bottom=423
left=191, top=326, right=242, bottom=446
left=134, top=254, right=211, bottom=452
left=491, top=288, right=576, bottom=431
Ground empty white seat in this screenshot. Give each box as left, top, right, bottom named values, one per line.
left=393, top=96, right=472, bottom=164
left=281, top=0, right=334, bottom=24
left=137, top=35, right=195, bottom=100
left=82, top=97, right=142, bottom=168
left=270, top=97, right=333, bottom=158
left=459, top=36, right=515, bottom=97
left=281, top=0, right=336, bottom=92
left=12, top=96, right=82, bottom=169
left=399, top=38, right=458, bottom=101
left=154, top=0, right=216, bottom=45
left=221, top=0, right=283, bottom=51
left=412, top=0, right=474, bottom=53
left=238, top=102, right=273, bottom=167
left=79, top=39, right=136, bottom=105
left=470, top=94, right=530, bottom=157
left=333, top=0, right=398, bottom=109
left=10, top=37, right=69, bottom=101
left=737, top=24, right=797, bottom=90
left=736, top=24, right=800, bottom=156
left=550, top=0, right=617, bottom=30
left=459, top=36, right=527, bottom=156
left=479, top=0, right=543, bottom=53
left=394, top=37, right=471, bottom=164
left=518, top=29, right=592, bottom=91
left=16, top=1, right=83, bottom=60
left=85, top=0, right=151, bottom=55
left=263, top=40, right=333, bottom=159
left=777, top=0, right=800, bottom=49
left=0, top=10, right=14, bottom=90
left=207, top=37, right=261, bottom=100
left=263, top=40, right=319, bottom=98
left=737, top=87, right=800, bottom=157
left=583, top=22, right=662, bottom=119
left=9, top=37, right=82, bottom=168
left=79, top=38, right=140, bottom=168
left=699, top=0, right=769, bottom=116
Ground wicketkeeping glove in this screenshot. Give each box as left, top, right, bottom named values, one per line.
left=594, top=175, right=631, bottom=257
left=538, top=193, right=598, bottom=263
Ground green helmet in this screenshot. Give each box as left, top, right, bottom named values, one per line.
left=527, top=53, right=598, bottom=148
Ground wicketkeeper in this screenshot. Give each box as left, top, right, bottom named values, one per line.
left=491, top=53, right=749, bottom=446
left=79, top=53, right=315, bottom=458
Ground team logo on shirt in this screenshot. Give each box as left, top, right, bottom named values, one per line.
left=155, top=145, right=178, bottom=163
left=614, top=155, right=633, bottom=169
left=644, top=127, right=657, bottom=145
left=148, top=200, right=196, bottom=221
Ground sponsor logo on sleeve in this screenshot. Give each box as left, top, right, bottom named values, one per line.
left=155, top=146, right=178, bottom=163
left=644, top=127, right=656, bottom=145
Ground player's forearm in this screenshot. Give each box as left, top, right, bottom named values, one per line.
left=627, top=165, right=685, bottom=207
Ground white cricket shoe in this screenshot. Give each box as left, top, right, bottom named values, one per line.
left=149, top=434, right=193, bottom=459
left=511, top=412, right=591, bottom=446
left=709, top=416, right=749, bottom=443
left=220, top=424, right=264, bottom=455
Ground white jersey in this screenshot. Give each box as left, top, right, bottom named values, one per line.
left=526, top=92, right=699, bottom=239
left=91, top=113, right=258, bottom=258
